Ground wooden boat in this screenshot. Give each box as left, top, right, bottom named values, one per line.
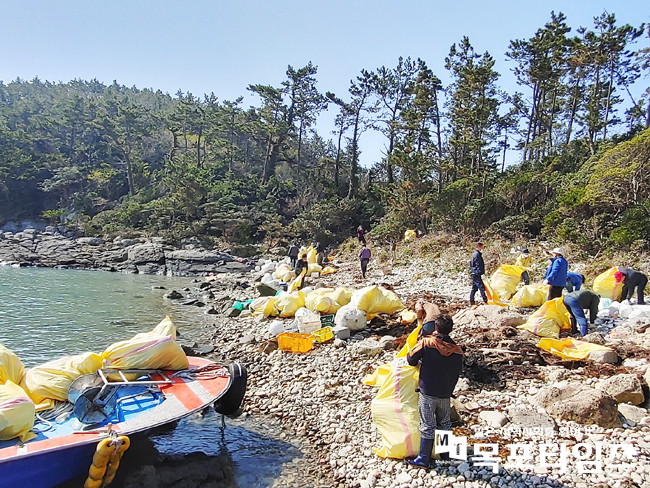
left=0, top=357, right=247, bottom=488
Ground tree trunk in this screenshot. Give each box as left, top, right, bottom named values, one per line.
left=347, top=112, right=361, bottom=199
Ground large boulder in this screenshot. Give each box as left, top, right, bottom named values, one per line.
left=507, top=406, right=557, bottom=431
left=532, top=383, right=621, bottom=428
left=127, top=243, right=165, bottom=264
left=597, top=374, right=645, bottom=405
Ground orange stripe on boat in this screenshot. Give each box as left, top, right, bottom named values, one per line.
left=25, top=433, right=100, bottom=454
left=0, top=446, right=18, bottom=460
left=160, top=378, right=203, bottom=411
left=197, top=375, right=230, bottom=397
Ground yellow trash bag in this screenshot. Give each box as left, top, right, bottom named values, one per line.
left=518, top=298, right=571, bottom=338
left=274, top=291, right=306, bottom=318
left=329, top=287, right=352, bottom=306
left=274, top=263, right=294, bottom=283
left=307, top=263, right=322, bottom=274
left=306, top=246, right=317, bottom=264
left=490, top=265, right=525, bottom=301
left=364, top=324, right=421, bottom=387
left=400, top=310, right=418, bottom=324
left=0, top=342, right=24, bottom=385
left=593, top=267, right=623, bottom=301
left=0, top=381, right=36, bottom=442
left=305, top=289, right=340, bottom=314
left=102, top=316, right=188, bottom=372
left=321, top=266, right=337, bottom=275
left=511, top=284, right=549, bottom=308
left=537, top=337, right=614, bottom=361
left=287, top=269, right=306, bottom=293
left=404, top=229, right=416, bottom=241
left=482, top=277, right=508, bottom=307
left=250, top=296, right=279, bottom=316
left=351, top=286, right=405, bottom=314
left=21, top=352, right=102, bottom=406
left=370, top=357, right=421, bottom=459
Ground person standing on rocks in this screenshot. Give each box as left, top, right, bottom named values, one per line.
left=469, top=242, right=488, bottom=308
left=406, top=314, right=463, bottom=468
left=359, top=244, right=371, bottom=279
left=515, top=248, right=531, bottom=285
left=563, top=289, right=600, bottom=336
left=356, top=225, right=367, bottom=245
left=288, top=242, right=299, bottom=268
left=616, top=267, right=647, bottom=305
left=543, top=247, right=568, bottom=300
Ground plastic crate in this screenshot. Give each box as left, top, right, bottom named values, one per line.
left=320, top=314, right=335, bottom=327
left=313, top=326, right=333, bottom=343
left=278, top=332, right=314, bottom=353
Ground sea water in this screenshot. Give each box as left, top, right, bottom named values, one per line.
left=0, top=265, right=299, bottom=487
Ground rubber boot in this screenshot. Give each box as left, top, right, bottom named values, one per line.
left=407, top=437, right=434, bottom=468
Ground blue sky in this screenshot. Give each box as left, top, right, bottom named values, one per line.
left=1, top=1, right=648, bottom=168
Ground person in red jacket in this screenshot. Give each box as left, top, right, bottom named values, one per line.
left=406, top=314, right=463, bottom=468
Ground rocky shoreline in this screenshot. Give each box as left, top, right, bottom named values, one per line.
left=165, top=253, right=650, bottom=488
left=0, top=228, right=252, bottom=276
left=5, top=229, right=650, bottom=488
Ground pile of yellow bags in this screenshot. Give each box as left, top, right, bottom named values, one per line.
left=305, top=287, right=352, bottom=314
left=0, top=317, right=189, bottom=441
left=593, top=267, right=623, bottom=301
left=518, top=298, right=571, bottom=338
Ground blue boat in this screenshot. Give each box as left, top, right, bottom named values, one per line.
left=0, top=357, right=247, bottom=488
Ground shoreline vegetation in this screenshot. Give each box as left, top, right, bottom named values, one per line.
left=1, top=12, right=650, bottom=260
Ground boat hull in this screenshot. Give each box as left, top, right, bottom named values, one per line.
left=0, top=357, right=238, bottom=488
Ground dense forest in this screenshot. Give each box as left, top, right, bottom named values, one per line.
left=1, top=12, right=649, bottom=253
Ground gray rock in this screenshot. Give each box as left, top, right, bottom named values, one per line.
left=479, top=410, right=509, bottom=427
left=77, top=237, right=104, bottom=246
left=588, top=350, right=619, bottom=364
left=597, top=374, right=645, bottom=405
left=164, top=290, right=183, bottom=300
left=507, top=406, right=556, bottom=430
left=255, top=282, right=281, bottom=297
left=239, top=334, right=255, bottom=344
left=532, top=383, right=621, bottom=428
left=352, top=339, right=382, bottom=357
left=617, top=403, right=648, bottom=423
left=128, top=243, right=165, bottom=264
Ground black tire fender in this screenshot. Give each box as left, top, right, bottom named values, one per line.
left=214, top=363, right=247, bottom=416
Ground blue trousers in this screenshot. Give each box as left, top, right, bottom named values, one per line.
left=563, top=295, right=588, bottom=336
left=470, top=274, right=487, bottom=304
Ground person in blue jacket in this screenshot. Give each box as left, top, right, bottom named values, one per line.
left=469, top=242, right=488, bottom=307
left=565, top=272, right=586, bottom=293
left=543, top=247, right=568, bottom=300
